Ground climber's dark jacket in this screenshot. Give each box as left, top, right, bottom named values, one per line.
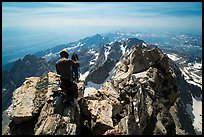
left=56, top=57, right=78, bottom=99
left=56, top=57, right=75, bottom=81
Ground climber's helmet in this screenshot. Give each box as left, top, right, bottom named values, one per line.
left=60, top=49, right=69, bottom=58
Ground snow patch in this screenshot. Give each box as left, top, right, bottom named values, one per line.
left=115, top=61, right=121, bottom=67
left=186, top=95, right=202, bottom=133
left=104, top=45, right=111, bottom=60
left=193, top=62, right=202, bottom=70
left=184, top=65, right=202, bottom=86
left=84, top=87, right=97, bottom=97
left=166, top=53, right=182, bottom=61
left=179, top=68, right=190, bottom=80
left=186, top=81, right=202, bottom=89
left=108, top=41, right=114, bottom=45
left=133, top=71, right=147, bottom=78
left=89, top=61, right=95, bottom=65
left=67, top=42, right=84, bottom=51
left=79, top=71, right=89, bottom=81
left=88, top=49, right=96, bottom=54
left=179, top=67, right=202, bottom=89
left=120, top=44, right=126, bottom=55
left=86, top=81, right=102, bottom=90
left=179, top=60, right=187, bottom=64
left=43, top=53, right=57, bottom=61
left=192, top=95, right=202, bottom=133
left=142, top=42, right=147, bottom=47
left=89, top=52, right=99, bottom=65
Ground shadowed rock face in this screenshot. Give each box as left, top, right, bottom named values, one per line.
left=126, top=38, right=144, bottom=49
left=85, top=59, right=116, bottom=84
left=3, top=44, right=198, bottom=135
left=10, top=54, right=52, bottom=88
left=2, top=70, right=16, bottom=111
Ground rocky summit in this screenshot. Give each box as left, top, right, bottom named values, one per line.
left=2, top=45, right=198, bottom=135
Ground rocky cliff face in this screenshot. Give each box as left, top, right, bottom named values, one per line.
left=2, top=70, right=16, bottom=111
left=81, top=45, right=196, bottom=135
left=2, top=54, right=54, bottom=112
left=2, top=45, right=198, bottom=135
left=2, top=72, right=84, bottom=135
left=85, top=38, right=144, bottom=86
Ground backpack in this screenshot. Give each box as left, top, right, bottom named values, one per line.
left=71, top=53, right=79, bottom=61
left=52, top=94, right=64, bottom=113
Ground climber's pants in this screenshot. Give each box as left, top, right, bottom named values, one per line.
left=60, top=78, right=78, bottom=100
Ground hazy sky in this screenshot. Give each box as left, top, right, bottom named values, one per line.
left=2, top=2, right=202, bottom=34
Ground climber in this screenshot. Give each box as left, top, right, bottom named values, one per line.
left=71, top=53, right=80, bottom=82
left=56, top=49, right=78, bottom=100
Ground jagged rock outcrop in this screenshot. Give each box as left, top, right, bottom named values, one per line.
left=2, top=54, right=53, bottom=112
left=2, top=72, right=84, bottom=135
left=80, top=82, right=122, bottom=135
left=80, top=45, right=196, bottom=135
left=7, top=76, right=43, bottom=124
left=126, top=38, right=145, bottom=49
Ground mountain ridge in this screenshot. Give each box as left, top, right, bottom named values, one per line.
left=2, top=42, right=201, bottom=135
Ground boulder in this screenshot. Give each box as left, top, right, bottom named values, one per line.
left=7, top=77, right=43, bottom=124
